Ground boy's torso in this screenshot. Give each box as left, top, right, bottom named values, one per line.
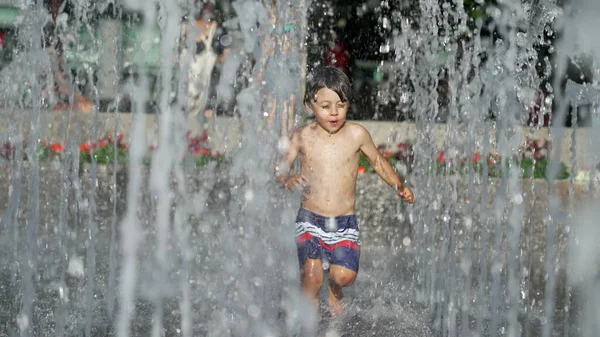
left=297, top=122, right=361, bottom=217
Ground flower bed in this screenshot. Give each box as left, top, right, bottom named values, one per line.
left=0, top=133, right=569, bottom=179
left=358, top=138, right=570, bottom=180
left=0, top=131, right=224, bottom=168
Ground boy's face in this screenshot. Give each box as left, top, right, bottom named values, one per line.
left=309, top=87, right=348, bottom=134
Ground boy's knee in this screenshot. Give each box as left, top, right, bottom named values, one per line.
left=330, top=269, right=357, bottom=287
left=302, top=265, right=324, bottom=288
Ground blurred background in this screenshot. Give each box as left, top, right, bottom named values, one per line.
left=0, top=0, right=595, bottom=126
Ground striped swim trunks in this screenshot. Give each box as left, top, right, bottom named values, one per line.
left=295, top=208, right=361, bottom=272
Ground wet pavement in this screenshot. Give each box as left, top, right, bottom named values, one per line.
left=0, top=164, right=590, bottom=336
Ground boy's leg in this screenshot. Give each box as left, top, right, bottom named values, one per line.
left=301, top=258, right=324, bottom=308
left=328, top=264, right=357, bottom=316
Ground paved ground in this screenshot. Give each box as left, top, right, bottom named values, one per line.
left=0, top=164, right=589, bottom=336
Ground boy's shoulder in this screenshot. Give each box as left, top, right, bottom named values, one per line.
left=293, top=122, right=320, bottom=136
left=344, top=121, right=370, bottom=137
left=344, top=121, right=366, bottom=131
left=291, top=123, right=311, bottom=137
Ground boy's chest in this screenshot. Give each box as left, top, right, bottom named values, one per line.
left=301, top=138, right=359, bottom=164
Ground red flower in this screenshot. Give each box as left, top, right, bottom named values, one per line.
left=80, top=143, right=91, bottom=153
left=488, top=153, right=499, bottom=166
left=194, top=148, right=211, bottom=156
left=473, top=152, right=481, bottom=163
left=99, top=140, right=107, bottom=148
left=357, top=166, right=365, bottom=174
left=51, top=143, right=64, bottom=153
left=384, top=151, right=392, bottom=158
left=437, top=151, right=446, bottom=163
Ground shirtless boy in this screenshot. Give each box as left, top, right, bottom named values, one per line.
left=276, top=66, right=415, bottom=316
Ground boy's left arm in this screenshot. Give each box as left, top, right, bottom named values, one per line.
left=358, top=126, right=415, bottom=203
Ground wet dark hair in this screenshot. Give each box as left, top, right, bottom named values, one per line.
left=304, top=66, right=351, bottom=105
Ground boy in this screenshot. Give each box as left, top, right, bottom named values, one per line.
left=276, top=66, right=415, bottom=316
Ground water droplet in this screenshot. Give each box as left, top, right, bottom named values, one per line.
left=402, top=237, right=411, bottom=247
left=247, top=304, right=261, bottom=318
left=379, top=43, right=390, bottom=54
left=244, top=189, right=254, bottom=201
left=382, top=17, right=390, bottom=30
left=67, top=256, right=85, bottom=278
left=58, top=286, right=67, bottom=301
left=513, top=193, right=523, bottom=204
left=465, top=217, right=472, bottom=229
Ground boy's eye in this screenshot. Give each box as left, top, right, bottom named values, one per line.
left=321, top=105, right=330, bottom=109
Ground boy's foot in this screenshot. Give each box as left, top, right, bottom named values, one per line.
left=329, top=300, right=344, bottom=318
left=329, top=295, right=351, bottom=319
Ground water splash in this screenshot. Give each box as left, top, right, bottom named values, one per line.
left=0, top=0, right=599, bottom=336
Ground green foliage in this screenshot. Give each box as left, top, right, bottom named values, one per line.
left=520, top=157, right=569, bottom=180
left=463, top=0, right=496, bottom=22
left=358, top=154, right=373, bottom=172
left=81, top=144, right=128, bottom=165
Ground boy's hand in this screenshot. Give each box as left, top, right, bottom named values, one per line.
left=397, top=185, right=415, bottom=204
left=283, top=174, right=309, bottom=192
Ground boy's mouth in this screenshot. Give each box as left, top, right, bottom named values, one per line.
left=330, top=120, right=339, bottom=127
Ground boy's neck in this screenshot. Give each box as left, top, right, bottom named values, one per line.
left=316, top=121, right=346, bottom=137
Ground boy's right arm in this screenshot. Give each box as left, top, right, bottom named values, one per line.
left=275, top=130, right=305, bottom=191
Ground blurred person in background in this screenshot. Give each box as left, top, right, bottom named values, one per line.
left=182, top=2, right=232, bottom=121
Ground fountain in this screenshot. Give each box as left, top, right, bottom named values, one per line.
left=0, top=0, right=599, bottom=336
